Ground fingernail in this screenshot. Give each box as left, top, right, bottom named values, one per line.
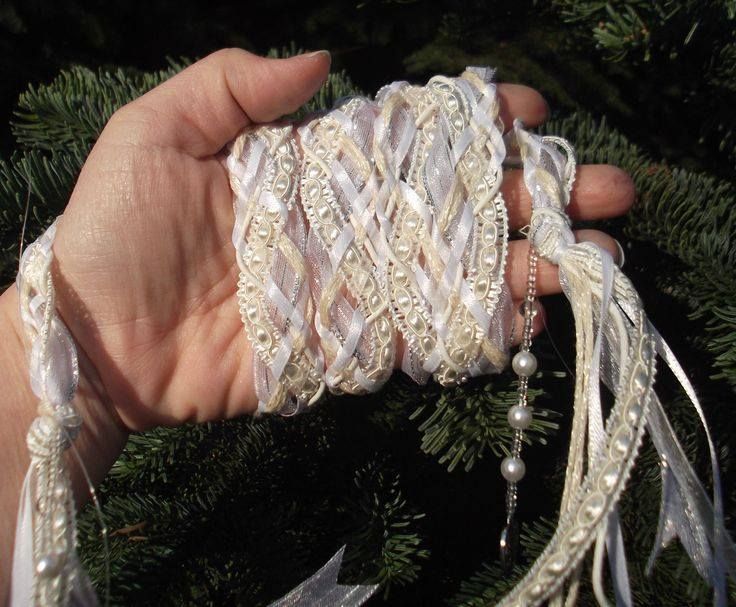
left=614, top=238, right=626, bottom=268
left=305, top=50, right=331, bottom=61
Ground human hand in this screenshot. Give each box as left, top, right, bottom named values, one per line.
left=39, top=49, right=634, bottom=432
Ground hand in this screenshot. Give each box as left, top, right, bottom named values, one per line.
left=50, top=49, right=332, bottom=430
left=44, top=49, right=633, bottom=431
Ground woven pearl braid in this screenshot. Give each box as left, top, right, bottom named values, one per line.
left=228, top=126, right=325, bottom=414
left=227, top=67, right=513, bottom=413
left=15, top=220, right=93, bottom=606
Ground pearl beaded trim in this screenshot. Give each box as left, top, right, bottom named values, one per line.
left=227, top=67, right=513, bottom=412
left=14, top=221, right=91, bottom=606
left=228, top=126, right=325, bottom=414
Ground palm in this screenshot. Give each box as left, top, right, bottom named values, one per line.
left=56, top=133, right=250, bottom=430
left=50, top=49, right=336, bottom=430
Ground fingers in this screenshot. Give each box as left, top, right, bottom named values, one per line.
left=502, top=165, right=636, bottom=230
left=112, top=49, right=331, bottom=157
left=497, top=83, right=549, bottom=131
left=505, top=229, right=623, bottom=299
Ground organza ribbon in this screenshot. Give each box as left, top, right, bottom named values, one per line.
left=268, top=547, right=378, bottom=607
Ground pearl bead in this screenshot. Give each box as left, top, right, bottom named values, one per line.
left=501, top=456, right=526, bottom=482
left=508, top=405, right=533, bottom=430
left=512, top=350, right=537, bottom=377
left=53, top=480, right=66, bottom=500
left=52, top=511, right=67, bottom=530
left=395, top=288, right=412, bottom=312
left=280, top=157, right=295, bottom=173
left=36, top=552, right=64, bottom=577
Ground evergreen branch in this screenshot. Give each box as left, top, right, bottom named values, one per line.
left=410, top=375, right=560, bottom=473
left=340, top=458, right=430, bottom=598
left=12, top=63, right=186, bottom=153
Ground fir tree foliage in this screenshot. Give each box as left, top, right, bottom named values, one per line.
left=0, top=63, right=183, bottom=287
left=410, top=375, right=559, bottom=473
left=552, top=0, right=736, bottom=170
left=340, top=458, right=431, bottom=597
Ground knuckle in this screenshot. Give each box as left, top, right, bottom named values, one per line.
left=531, top=90, right=550, bottom=122
left=209, top=47, right=253, bottom=67
left=104, top=100, right=158, bottom=145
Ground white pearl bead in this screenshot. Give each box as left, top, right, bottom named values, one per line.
left=36, top=552, right=64, bottom=577
left=53, top=480, right=66, bottom=500
left=52, top=511, right=67, bottom=530
left=512, top=351, right=537, bottom=377
left=508, top=405, right=533, bottom=430
left=501, top=456, right=526, bottom=482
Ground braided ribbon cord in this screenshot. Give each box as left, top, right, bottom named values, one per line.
left=299, top=98, right=396, bottom=395
left=228, top=126, right=325, bottom=414
left=236, top=68, right=514, bottom=401
left=12, top=220, right=97, bottom=607
left=11, top=67, right=736, bottom=607
left=374, top=68, right=512, bottom=387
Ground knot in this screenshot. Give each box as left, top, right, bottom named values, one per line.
left=27, top=415, right=63, bottom=459
left=28, top=402, right=82, bottom=457
left=529, top=207, right=575, bottom=265
left=54, top=403, right=83, bottom=444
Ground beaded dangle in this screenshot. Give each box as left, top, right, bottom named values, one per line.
left=499, top=241, right=539, bottom=569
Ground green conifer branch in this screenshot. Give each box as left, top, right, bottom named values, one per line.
left=340, top=458, right=430, bottom=597
left=410, top=375, right=560, bottom=473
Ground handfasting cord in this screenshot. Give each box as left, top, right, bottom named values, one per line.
left=12, top=67, right=736, bottom=607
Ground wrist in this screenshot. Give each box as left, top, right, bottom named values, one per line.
left=0, top=285, right=129, bottom=501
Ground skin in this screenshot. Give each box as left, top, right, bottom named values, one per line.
left=0, top=48, right=635, bottom=600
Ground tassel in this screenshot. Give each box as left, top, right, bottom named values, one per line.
left=495, top=121, right=736, bottom=606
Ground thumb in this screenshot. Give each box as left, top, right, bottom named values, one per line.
left=114, top=49, right=331, bottom=157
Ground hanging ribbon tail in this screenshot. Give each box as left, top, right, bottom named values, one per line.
left=494, top=121, right=736, bottom=607
left=645, top=391, right=736, bottom=593
left=10, top=469, right=34, bottom=607
left=268, top=546, right=379, bottom=607
left=69, top=566, right=99, bottom=607
left=595, top=509, right=633, bottom=607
